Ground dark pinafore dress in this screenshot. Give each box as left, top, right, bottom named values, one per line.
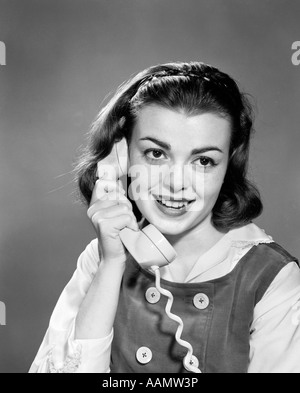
left=110, top=243, right=298, bottom=373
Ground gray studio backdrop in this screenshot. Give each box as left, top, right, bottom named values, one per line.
left=0, top=0, right=299, bottom=373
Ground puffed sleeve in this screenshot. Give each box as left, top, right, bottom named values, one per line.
left=29, top=239, right=113, bottom=373
left=248, top=262, right=300, bottom=373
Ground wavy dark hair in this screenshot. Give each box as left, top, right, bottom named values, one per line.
left=75, top=61, right=263, bottom=230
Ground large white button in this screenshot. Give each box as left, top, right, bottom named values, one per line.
left=145, top=287, right=161, bottom=304
left=193, top=293, right=210, bottom=310
left=183, top=354, right=200, bottom=371
left=136, top=346, right=152, bottom=364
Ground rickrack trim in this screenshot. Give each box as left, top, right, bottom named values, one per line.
left=48, top=347, right=82, bottom=374
left=231, top=237, right=274, bottom=249
left=230, top=238, right=274, bottom=267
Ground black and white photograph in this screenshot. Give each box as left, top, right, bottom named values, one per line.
left=0, top=0, right=300, bottom=374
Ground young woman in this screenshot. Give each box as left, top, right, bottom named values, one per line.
left=30, top=61, right=300, bottom=373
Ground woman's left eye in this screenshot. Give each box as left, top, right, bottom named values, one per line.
left=194, top=156, right=216, bottom=167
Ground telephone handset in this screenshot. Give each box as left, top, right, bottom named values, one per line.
left=95, top=138, right=201, bottom=374
left=95, top=138, right=177, bottom=268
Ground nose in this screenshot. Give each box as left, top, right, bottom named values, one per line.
left=163, top=164, right=191, bottom=195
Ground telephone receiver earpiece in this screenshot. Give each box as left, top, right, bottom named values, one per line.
left=96, top=138, right=128, bottom=183
left=96, top=138, right=177, bottom=268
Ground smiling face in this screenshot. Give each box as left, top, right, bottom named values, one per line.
left=128, top=104, right=231, bottom=236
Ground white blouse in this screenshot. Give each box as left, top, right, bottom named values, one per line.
left=29, top=223, right=300, bottom=373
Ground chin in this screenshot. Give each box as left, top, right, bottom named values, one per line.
left=141, top=213, right=191, bottom=235
left=158, top=226, right=188, bottom=236
left=150, top=223, right=180, bottom=235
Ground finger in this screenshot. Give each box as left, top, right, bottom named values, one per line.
left=90, top=187, right=132, bottom=208
left=90, top=211, right=139, bottom=233
left=97, top=163, right=118, bottom=181
left=94, top=179, right=123, bottom=199
left=101, top=203, right=134, bottom=219
left=87, top=196, right=133, bottom=219
left=87, top=199, right=117, bottom=219
left=111, top=214, right=140, bottom=232
left=90, top=179, right=125, bottom=205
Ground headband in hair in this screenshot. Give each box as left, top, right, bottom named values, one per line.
left=133, top=68, right=229, bottom=98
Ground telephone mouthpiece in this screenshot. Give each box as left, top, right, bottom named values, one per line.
left=119, top=224, right=177, bottom=268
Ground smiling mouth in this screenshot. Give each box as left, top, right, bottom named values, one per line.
left=155, top=197, right=195, bottom=210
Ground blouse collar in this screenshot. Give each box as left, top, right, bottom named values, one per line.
left=226, top=222, right=274, bottom=247
left=139, top=217, right=274, bottom=283
left=138, top=217, right=273, bottom=248
left=184, top=223, right=274, bottom=283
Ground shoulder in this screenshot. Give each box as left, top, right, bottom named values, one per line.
left=257, top=242, right=299, bottom=267
left=241, top=241, right=298, bottom=304
left=226, top=223, right=299, bottom=300
left=227, top=222, right=298, bottom=267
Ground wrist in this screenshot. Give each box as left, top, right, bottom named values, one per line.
left=98, top=255, right=127, bottom=274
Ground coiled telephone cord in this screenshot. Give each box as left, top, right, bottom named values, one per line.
left=151, top=265, right=202, bottom=374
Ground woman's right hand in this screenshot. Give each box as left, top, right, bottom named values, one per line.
left=87, top=179, right=139, bottom=266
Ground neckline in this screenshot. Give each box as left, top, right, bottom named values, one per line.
left=134, top=221, right=273, bottom=284
left=184, top=230, right=232, bottom=280
left=128, top=243, right=258, bottom=289
left=139, top=217, right=231, bottom=276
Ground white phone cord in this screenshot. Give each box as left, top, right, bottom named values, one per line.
left=151, top=265, right=202, bottom=374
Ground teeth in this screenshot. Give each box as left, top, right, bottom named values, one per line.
left=161, top=198, right=188, bottom=208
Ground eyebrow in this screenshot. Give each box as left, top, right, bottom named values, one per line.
left=139, top=137, right=224, bottom=155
